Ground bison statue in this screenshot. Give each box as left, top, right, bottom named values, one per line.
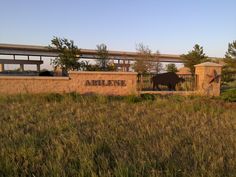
left=39, top=71, right=53, bottom=76
left=151, top=72, right=185, bottom=91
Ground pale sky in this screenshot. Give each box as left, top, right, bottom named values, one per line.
left=0, top=0, right=236, bottom=70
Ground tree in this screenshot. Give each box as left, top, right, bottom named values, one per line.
left=222, top=40, right=236, bottom=83
left=225, top=40, right=236, bottom=59
left=96, top=43, right=113, bottom=71
left=181, top=44, right=208, bottom=74
left=133, top=43, right=154, bottom=74
left=153, top=51, right=163, bottom=74
left=49, top=37, right=80, bottom=73
left=165, top=63, right=178, bottom=73
left=225, top=40, right=236, bottom=68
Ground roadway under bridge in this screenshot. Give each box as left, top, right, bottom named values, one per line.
left=0, top=43, right=184, bottom=72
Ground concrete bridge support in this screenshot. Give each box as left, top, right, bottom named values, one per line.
left=20, top=64, right=24, bottom=72
left=37, top=64, right=40, bottom=72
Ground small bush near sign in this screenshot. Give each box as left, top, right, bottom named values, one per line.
left=221, top=89, right=236, bottom=102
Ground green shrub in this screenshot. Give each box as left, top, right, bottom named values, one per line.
left=125, top=95, right=142, bottom=103
left=221, top=89, right=236, bottom=102
left=140, top=94, right=155, bottom=101
left=126, top=94, right=155, bottom=103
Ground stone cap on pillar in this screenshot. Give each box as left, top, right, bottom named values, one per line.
left=194, top=62, right=223, bottom=67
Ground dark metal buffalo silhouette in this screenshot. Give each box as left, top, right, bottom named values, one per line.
left=151, top=72, right=185, bottom=91
left=39, top=71, right=53, bottom=76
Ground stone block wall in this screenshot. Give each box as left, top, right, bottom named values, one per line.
left=0, top=76, right=70, bottom=94
left=0, top=71, right=137, bottom=96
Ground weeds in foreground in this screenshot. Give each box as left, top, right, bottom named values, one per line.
left=0, top=94, right=235, bottom=177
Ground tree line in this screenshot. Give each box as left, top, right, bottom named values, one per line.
left=49, top=36, right=236, bottom=84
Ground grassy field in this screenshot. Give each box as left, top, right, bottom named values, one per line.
left=0, top=93, right=235, bottom=177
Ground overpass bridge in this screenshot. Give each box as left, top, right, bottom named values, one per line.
left=0, top=43, right=183, bottom=72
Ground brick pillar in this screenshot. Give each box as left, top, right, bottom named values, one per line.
left=0, top=64, right=4, bottom=72
left=194, top=62, right=223, bottom=96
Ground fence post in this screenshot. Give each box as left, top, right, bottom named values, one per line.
left=194, top=62, right=223, bottom=96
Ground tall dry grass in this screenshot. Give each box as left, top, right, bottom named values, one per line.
left=0, top=93, right=235, bottom=177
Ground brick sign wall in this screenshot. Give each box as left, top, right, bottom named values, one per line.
left=69, top=71, right=137, bottom=95
left=0, top=71, right=137, bottom=96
